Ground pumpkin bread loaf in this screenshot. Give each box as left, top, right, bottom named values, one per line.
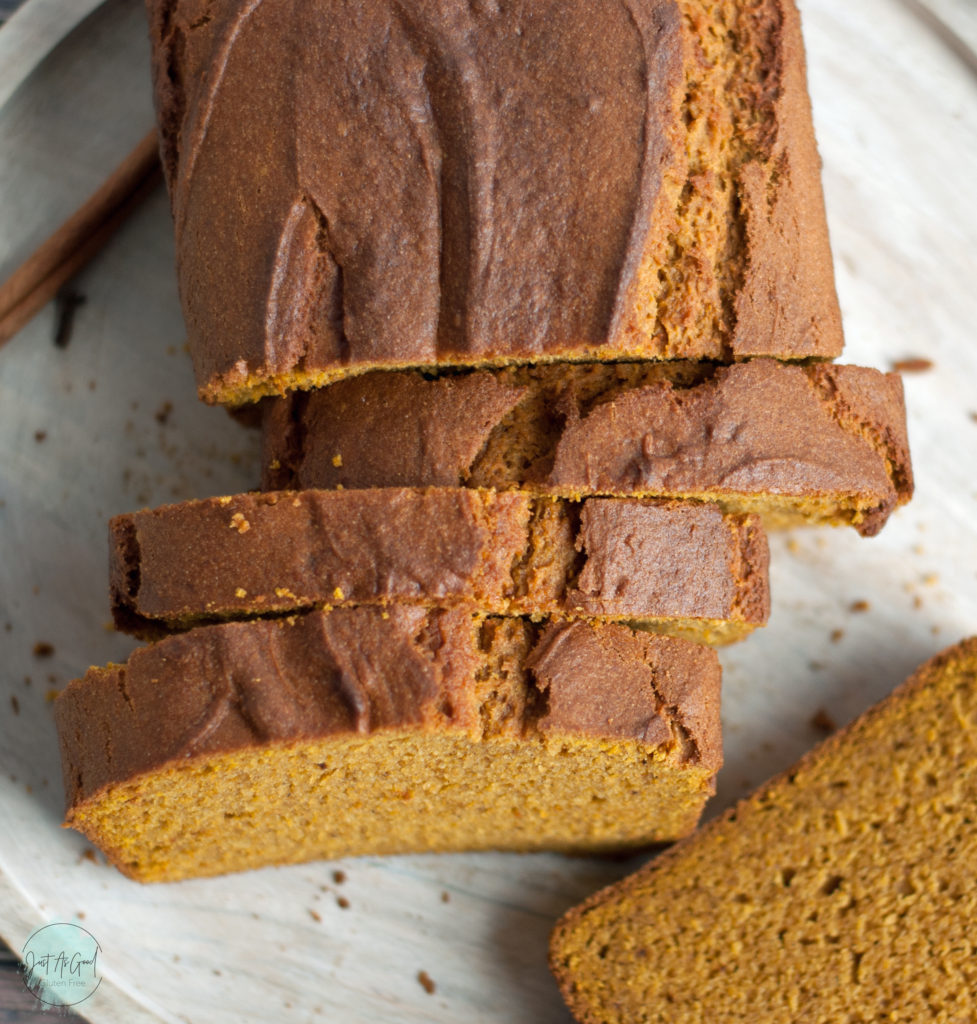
left=262, top=360, right=912, bottom=536
left=56, top=609, right=721, bottom=882
left=550, top=637, right=977, bottom=1024
left=110, top=487, right=769, bottom=644
left=149, top=0, right=841, bottom=404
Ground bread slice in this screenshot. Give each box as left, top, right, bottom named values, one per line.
left=55, top=609, right=721, bottom=882
left=149, top=0, right=841, bottom=404
left=109, top=487, right=769, bottom=644
left=263, top=360, right=912, bottom=536
left=550, top=637, right=977, bottom=1024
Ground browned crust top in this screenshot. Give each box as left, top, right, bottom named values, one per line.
left=148, top=0, right=841, bottom=402
left=109, top=486, right=770, bottom=635
left=56, top=611, right=722, bottom=814
left=261, top=360, right=912, bottom=535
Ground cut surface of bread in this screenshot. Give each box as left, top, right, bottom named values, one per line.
left=149, top=0, right=841, bottom=403
left=262, top=360, right=912, bottom=536
left=56, top=609, right=721, bottom=882
left=550, top=637, right=977, bottom=1024
left=110, top=487, right=769, bottom=644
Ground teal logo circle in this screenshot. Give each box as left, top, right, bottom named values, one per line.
left=21, top=923, right=101, bottom=1007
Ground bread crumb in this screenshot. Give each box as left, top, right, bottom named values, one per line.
left=333, top=587, right=345, bottom=601
left=922, top=573, right=939, bottom=587
left=892, top=357, right=933, bottom=373
left=34, top=430, right=47, bottom=443
left=33, top=641, right=55, bottom=658
left=810, top=709, right=837, bottom=734
left=230, top=512, right=251, bottom=534
left=308, top=909, right=322, bottom=923
left=54, top=289, right=86, bottom=348
left=155, top=401, right=173, bottom=425
left=235, top=587, right=247, bottom=599
left=417, top=971, right=436, bottom=995
left=336, top=896, right=350, bottom=910
left=441, top=891, right=450, bottom=903
left=78, top=849, right=96, bottom=864
left=332, top=870, right=346, bottom=885
left=332, top=454, right=343, bottom=467
left=786, top=538, right=800, bottom=554
left=829, top=629, right=844, bottom=644
left=10, top=695, right=19, bottom=715
left=45, top=688, right=61, bottom=702
left=849, top=600, right=870, bottom=613
left=913, top=595, right=923, bottom=610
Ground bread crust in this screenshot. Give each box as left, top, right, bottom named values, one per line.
left=56, top=612, right=723, bottom=879
left=109, top=487, right=770, bottom=641
left=261, top=360, right=913, bottom=536
left=147, top=0, right=843, bottom=404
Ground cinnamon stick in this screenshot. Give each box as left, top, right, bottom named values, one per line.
left=0, top=129, right=161, bottom=348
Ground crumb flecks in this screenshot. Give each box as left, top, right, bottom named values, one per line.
left=229, top=512, right=251, bottom=534
left=892, top=358, right=933, bottom=373
left=417, top=971, right=436, bottom=995
left=809, top=708, right=837, bottom=734
left=33, top=641, right=55, bottom=658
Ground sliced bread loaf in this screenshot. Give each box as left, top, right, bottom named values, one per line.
left=110, top=487, right=769, bottom=644
left=262, top=360, right=912, bottom=536
left=56, top=610, right=721, bottom=881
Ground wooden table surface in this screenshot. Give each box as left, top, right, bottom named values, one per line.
left=0, top=10, right=77, bottom=1023
left=0, top=0, right=63, bottom=1008
left=0, top=946, right=80, bottom=1022
left=0, top=0, right=72, bottom=973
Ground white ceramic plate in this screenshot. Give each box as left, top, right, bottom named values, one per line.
left=1, top=1, right=976, bottom=1020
